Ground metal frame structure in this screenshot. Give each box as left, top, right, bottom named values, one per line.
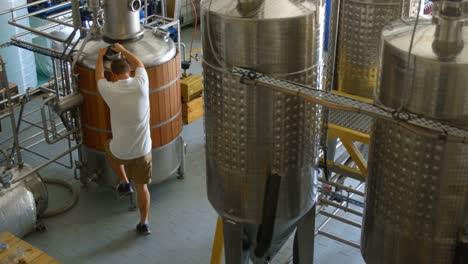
left=0, top=1, right=82, bottom=179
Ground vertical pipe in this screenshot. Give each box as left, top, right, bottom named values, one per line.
left=162, top=0, right=167, bottom=17
left=326, top=0, right=340, bottom=92
left=321, top=0, right=341, bottom=164
left=0, top=57, right=23, bottom=165
left=72, top=0, right=83, bottom=35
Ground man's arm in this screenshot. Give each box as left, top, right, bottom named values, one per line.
left=112, top=43, right=144, bottom=69
left=95, top=48, right=107, bottom=81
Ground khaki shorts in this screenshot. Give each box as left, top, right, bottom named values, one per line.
left=105, top=141, right=152, bottom=185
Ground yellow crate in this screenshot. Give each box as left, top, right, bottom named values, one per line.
left=182, top=96, right=204, bottom=124
left=181, top=74, right=203, bottom=102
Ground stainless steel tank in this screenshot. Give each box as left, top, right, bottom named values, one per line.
left=102, top=0, right=145, bottom=41
left=202, top=0, right=325, bottom=262
left=76, top=0, right=185, bottom=187
left=335, top=0, right=418, bottom=98
left=0, top=165, right=48, bottom=237
left=362, top=2, right=468, bottom=263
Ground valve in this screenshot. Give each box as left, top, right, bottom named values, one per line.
left=0, top=169, right=13, bottom=189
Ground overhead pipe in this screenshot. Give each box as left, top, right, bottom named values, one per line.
left=0, top=0, right=50, bottom=15
left=12, top=1, right=72, bottom=21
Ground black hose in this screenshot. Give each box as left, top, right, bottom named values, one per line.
left=40, top=178, right=79, bottom=218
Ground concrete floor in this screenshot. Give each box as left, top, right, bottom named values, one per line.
left=0, top=25, right=365, bottom=264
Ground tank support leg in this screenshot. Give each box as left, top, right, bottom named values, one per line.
left=295, top=204, right=316, bottom=264
left=223, top=219, right=249, bottom=264
left=177, top=139, right=187, bottom=180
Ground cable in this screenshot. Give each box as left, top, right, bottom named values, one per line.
left=40, top=178, right=79, bottom=218
left=188, top=0, right=198, bottom=63
left=398, top=0, right=423, bottom=112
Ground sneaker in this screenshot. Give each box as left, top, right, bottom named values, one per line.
left=136, top=223, right=152, bottom=236
left=116, top=182, right=133, bottom=198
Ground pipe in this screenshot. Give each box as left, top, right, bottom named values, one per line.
left=162, top=0, right=167, bottom=17
left=0, top=143, right=82, bottom=189
left=314, top=182, right=364, bottom=247
left=40, top=97, right=80, bottom=145
left=13, top=19, right=72, bottom=39
left=319, top=198, right=363, bottom=217
left=317, top=230, right=360, bottom=249
left=0, top=57, right=23, bottom=165
left=326, top=0, right=341, bottom=92
left=45, top=17, right=83, bottom=31
left=9, top=20, right=69, bottom=43
left=71, top=0, right=82, bottom=34
left=47, top=9, right=73, bottom=19
left=318, top=177, right=365, bottom=196
left=20, top=146, right=73, bottom=169
left=319, top=211, right=362, bottom=228
left=0, top=0, right=50, bottom=15
left=13, top=1, right=72, bottom=21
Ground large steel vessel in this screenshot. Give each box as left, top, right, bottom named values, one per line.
left=76, top=0, right=185, bottom=187
left=202, top=0, right=325, bottom=262
left=335, top=0, right=418, bottom=98
left=362, top=2, right=468, bottom=263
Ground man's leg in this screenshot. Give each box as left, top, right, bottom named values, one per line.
left=134, top=183, right=150, bottom=224
left=106, top=154, right=129, bottom=184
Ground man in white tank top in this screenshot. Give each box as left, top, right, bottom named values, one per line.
left=96, top=44, right=152, bottom=235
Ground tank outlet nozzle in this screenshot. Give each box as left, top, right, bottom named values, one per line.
left=129, top=0, right=142, bottom=12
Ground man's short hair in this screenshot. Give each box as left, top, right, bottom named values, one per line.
left=110, top=57, right=130, bottom=75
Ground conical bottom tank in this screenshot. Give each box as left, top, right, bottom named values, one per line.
left=202, top=0, right=325, bottom=261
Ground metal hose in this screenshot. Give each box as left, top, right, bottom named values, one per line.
left=41, top=178, right=79, bottom=218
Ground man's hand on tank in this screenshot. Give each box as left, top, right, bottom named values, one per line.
left=112, top=43, right=126, bottom=53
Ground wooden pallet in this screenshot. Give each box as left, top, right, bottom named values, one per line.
left=182, top=96, right=204, bottom=124
left=0, top=232, right=61, bottom=264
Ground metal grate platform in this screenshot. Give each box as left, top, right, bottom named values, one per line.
left=329, top=109, right=372, bottom=134
left=232, top=67, right=468, bottom=144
